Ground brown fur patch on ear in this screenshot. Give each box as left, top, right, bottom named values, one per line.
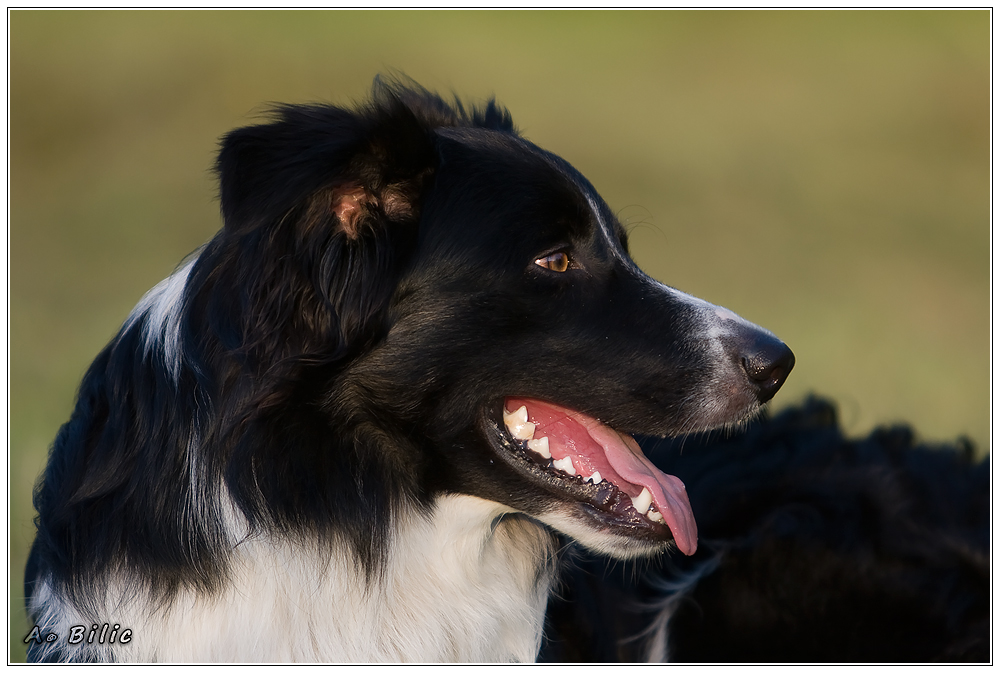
left=331, top=183, right=372, bottom=239
left=381, top=183, right=416, bottom=221
left=381, top=168, right=433, bottom=222
left=321, top=174, right=426, bottom=239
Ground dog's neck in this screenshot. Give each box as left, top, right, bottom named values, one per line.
left=369, top=494, right=559, bottom=662
left=210, top=493, right=559, bottom=662
left=32, top=494, right=558, bottom=662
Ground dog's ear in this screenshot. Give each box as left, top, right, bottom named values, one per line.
left=216, top=91, right=437, bottom=239
left=205, top=86, right=452, bottom=366
left=207, top=89, right=451, bottom=543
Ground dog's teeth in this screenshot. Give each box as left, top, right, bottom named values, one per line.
left=503, top=405, right=528, bottom=426
left=647, top=509, right=664, bottom=523
left=527, top=437, right=551, bottom=459
left=513, top=421, right=535, bottom=440
left=552, top=456, right=576, bottom=476
left=631, top=487, right=653, bottom=514
left=503, top=405, right=535, bottom=440
left=586, top=471, right=602, bottom=485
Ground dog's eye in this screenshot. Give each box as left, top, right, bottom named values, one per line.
left=534, top=252, right=571, bottom=273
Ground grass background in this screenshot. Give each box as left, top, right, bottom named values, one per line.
left=9, top=10, right=989, bottom=661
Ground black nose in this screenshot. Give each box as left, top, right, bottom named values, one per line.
left=740, top=333, right=795, bottom=403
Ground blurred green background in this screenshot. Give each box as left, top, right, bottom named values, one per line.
left=9, top=10, right=989, bottom=661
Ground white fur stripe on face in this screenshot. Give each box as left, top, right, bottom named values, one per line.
left=585, top=194, right=630, bottom=265
left=644, top=276, right=772, bottom=339
left=581, top=179, right=773, bottom=350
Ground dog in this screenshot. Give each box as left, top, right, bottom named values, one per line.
left=24, top=78, right=794, bottom=662
left=540, top=398, right=990, bottom=663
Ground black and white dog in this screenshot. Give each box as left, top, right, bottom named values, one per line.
left=25, top=79, right=794, bottom=662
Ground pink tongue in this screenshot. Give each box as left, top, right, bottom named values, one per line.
left=507, top=398, right=697, bottom=556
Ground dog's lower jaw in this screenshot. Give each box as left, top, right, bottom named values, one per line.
left=533, top=505, right=675, bottom=560
left=27, top=494, right=557, bottom=663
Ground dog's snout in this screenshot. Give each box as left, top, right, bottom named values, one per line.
left=739, top=333, right=795, bottom=403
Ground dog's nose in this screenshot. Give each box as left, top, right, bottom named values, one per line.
left=739, top=333, right=795, bottom=403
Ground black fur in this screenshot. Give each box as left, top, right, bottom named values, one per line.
left=540, top=397, right=990, bottom=663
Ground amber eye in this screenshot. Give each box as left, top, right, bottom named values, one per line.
left=534, top=251, right=571, bottom=272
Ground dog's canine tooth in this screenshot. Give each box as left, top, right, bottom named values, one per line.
left=631, top=487, right=653, bottom=514
left=647, top=509, right=664, bottom=523
left=586, top=471, right=602, bottom=485
left=552, top=456, right=576, bottom=476
left=503, top=405, right=536, bottom=440
left=526, top=436, right=551, bottom=459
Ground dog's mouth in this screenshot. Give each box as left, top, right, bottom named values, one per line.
left=491, top=397, right=697, bottom=556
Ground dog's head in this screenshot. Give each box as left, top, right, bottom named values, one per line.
left=209, top=78, right=793, bottom=562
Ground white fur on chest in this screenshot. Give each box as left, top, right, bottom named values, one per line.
left=32, top=494, right=557, bottom=663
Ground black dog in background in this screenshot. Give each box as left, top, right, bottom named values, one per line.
left=541, top=396, right=990, bottom=663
